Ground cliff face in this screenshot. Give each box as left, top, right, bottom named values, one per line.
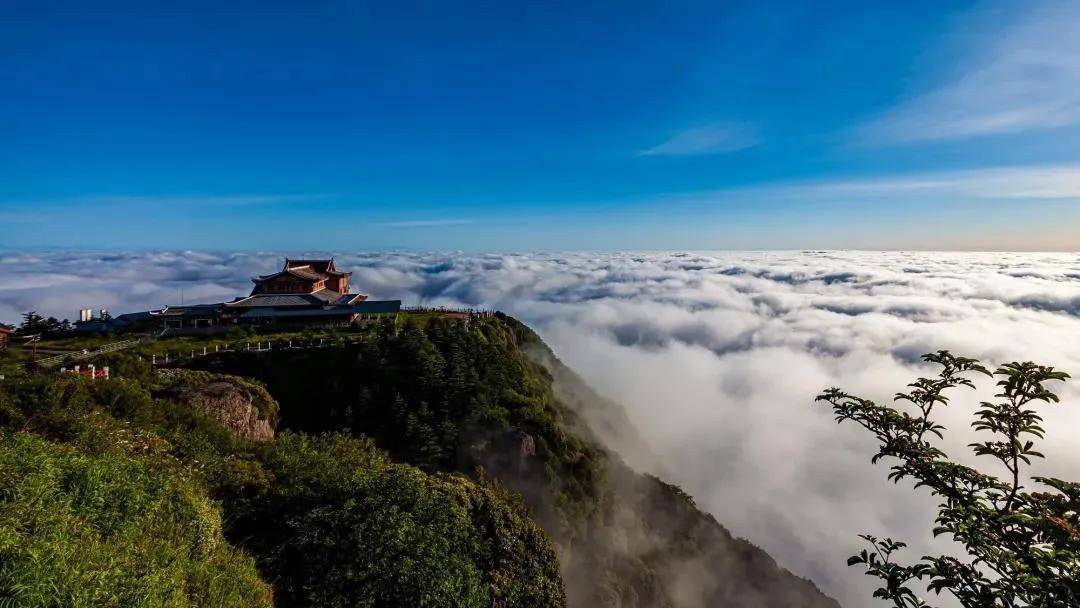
left=182, top=380, right=274, bottom=442
left=519, top=320, right=841, bottom=608
left=155, top=369, right=276, bottom=442
left=188, top=314, right=840, bottom=608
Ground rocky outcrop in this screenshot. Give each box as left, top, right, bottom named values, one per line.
left=155, top=369, right=277, bottom=442
left=182, top=381, right=275, bottom=442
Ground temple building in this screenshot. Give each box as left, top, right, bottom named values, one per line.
left=93, top=257, right=400, bottom=333
left=216, top=258, right=391, bottom=328
left=0, top=325, right=12, bottom=351
left=250, top=258, right=355, bottom=296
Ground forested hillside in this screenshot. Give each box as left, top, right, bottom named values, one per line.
left=188, top=314, right=839, bottom=608
left=0, top=314, right=838, bottom=607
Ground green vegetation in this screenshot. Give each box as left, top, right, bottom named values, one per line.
left=12, top=311, right=73, bottom=338
left=0, top=431, right=271, bottom=608
left=0, top=312, right=841, bottom=607
left=818, top=351, right=1079, bottom=607
left=223, top=433, right=563, bottom=608
left=193, top=314, right=607, bottom=536
left=191, top=314, right=838, bottom=608
left=0, top=319, right=567, bottom=607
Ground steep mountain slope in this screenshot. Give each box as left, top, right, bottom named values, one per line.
left=190, top=314, right=839, bottom=608
left=524, top=330, right=840, bottom=608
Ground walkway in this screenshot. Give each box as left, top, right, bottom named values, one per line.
left=37, top=338, right=144, bottom=368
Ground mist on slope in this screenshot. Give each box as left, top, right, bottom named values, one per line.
left=2, top=249, right=1079, bottom=606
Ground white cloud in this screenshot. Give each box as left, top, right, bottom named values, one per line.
left=638, top=122, right=760, bottom=156
left=768, top=165, right=1080, bottom=200
left=858, top=1, right=1080, bottom=143
left=3, top=249, right=1080, bottom=607
left=650, top=165, right=1080, bottom=216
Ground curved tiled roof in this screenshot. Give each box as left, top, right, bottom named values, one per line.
left=284, top=266, right=326, bottom=281
left=252, top=266, right=326, bottom=282
left=227, top=294, right=326, bottom=308
left=285, top=258, right=352, bottom=277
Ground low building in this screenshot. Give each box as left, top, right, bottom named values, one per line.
left=0, top=325, right=12, bottom=351
left=79, top=257, right=400, bottom=334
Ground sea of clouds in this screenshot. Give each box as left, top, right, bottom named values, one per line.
left=2, top=249, right=1079, bottom=606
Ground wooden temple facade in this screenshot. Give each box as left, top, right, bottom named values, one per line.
left=251, top=258, right=353, bottom=296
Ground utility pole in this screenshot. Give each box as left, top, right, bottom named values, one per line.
left=22, top=334, right=41, bottom=374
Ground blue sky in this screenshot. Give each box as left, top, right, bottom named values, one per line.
left=2, top=0, right=1079, bottom=250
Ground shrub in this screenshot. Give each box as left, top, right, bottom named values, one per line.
left=223, top=432, right=565, bottom=608
left=817, top=351, right=1079, bottom=607
left=0, top=431, right=272, bottom=607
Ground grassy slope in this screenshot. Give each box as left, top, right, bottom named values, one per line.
left=0, top=406, right=272, bottom=607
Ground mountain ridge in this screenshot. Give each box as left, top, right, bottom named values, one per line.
left=0, top=313, right=838, bottom=607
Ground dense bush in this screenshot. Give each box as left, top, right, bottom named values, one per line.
left=0, top=431, right=272, bottom=608
left=221, top=432, right=565, bottom=608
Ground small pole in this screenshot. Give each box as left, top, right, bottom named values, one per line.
left=152, top=354, right=156, bottom=366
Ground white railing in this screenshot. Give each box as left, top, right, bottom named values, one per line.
left=401, top=306, right=494, bottom=317
left=151, top=338, right=334, bottom=366
left=38, top=338, right=143, bottom=368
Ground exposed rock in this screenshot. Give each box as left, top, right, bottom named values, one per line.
left=518, top=431, right=536, bottom=460
left=182, top=381, right=275, bottom=442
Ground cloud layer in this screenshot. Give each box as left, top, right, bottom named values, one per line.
left=3, top=249, right=1080, bottom=606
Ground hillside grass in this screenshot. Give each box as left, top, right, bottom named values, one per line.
left=0, top=431, right=272, bottom=608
